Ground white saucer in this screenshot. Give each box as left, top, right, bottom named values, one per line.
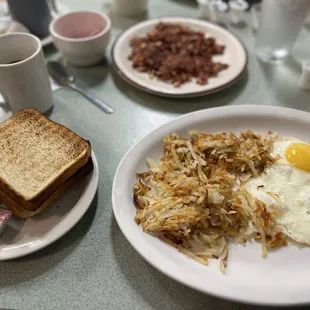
left=112, top=17, right=247, bottom=98
left=0, top=151, right=99, bottom=260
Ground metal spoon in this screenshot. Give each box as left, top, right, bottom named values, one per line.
left=47, top=61, right=114, bottom=114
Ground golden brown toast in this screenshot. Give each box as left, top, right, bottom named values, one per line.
left=0, top=109, right=91, bottom=211
left=1, top=157, right=94, bottom=218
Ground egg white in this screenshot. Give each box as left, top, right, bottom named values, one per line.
left=245, top=137, right=310, bottom=245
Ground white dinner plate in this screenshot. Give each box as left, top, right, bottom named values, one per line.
left=0, top=151, right=99, bottom=260
left=111, top=17, right=247, bottom=98
left=112, top=105, right=310, bottom=306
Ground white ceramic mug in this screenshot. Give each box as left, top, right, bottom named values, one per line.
left=0, top=33, right=53, bottom=113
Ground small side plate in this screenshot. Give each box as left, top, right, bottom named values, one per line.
left=0, top=151, right=99, bottom=260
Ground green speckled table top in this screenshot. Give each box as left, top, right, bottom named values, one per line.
left=1, top=0, right=310, bottom=309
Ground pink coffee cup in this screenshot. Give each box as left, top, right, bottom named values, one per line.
left=50, top=11, right=111, bottom=66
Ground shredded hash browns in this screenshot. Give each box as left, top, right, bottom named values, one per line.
left=133, top=130, right=287, bottom=272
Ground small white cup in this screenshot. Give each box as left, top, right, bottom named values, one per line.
left=0, top=33, right=53, bottom=113
left=50, top=11, right=111, bottom=67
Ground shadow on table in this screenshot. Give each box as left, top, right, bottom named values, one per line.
left=102, top=1, right=149, bottom=31
left=43, top=44, right=58, bottom=58
left=67, top=59, right=110, bottom=89
left=258, top=56, right=310, bottom=113
left=48, top=55, right=110, bottom=89
left=110, top=67, right=249, bottom=114
left=168, top=0, right=197, bottom=8
left=230, top=21, right=248, bottom=29
left=0, top=193, right=98, bottom=288
left=110, top=217, right=301, bottom=310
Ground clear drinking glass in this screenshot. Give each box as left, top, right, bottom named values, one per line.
left=256, top=0, right=310, bottom=63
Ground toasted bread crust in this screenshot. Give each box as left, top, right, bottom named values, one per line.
left=1, top=157, right=94, bottom=218
left=0, top=109, right=91, bottom=211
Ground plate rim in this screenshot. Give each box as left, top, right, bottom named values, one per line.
left=0, top=150, right=99, bottom=261
left=112, top=105, right=310, bottom=306
left=111, top=16, right=248, bottom=98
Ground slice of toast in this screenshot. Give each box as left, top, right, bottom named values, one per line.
left=0, top=108, right=91, bottom=211
left=1, top=157, right=94, bottom=218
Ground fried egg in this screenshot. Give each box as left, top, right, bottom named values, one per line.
left=245, top=137, right=310, bottom=245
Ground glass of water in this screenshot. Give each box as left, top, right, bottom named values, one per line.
left=256, top=0, right=310, bottom=63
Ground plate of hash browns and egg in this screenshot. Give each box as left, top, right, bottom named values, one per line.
left=112, top=105, right=310, bottom=306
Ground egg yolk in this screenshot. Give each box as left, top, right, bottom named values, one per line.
left=285, top=143, right=310, bottom=172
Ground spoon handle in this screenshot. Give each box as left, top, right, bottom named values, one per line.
left=68, top=83, right=114, bottom=114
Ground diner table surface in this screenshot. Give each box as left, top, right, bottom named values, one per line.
left=1, top=0, right=310, bottom=309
